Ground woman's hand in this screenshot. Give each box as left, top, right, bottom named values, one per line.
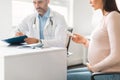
left=72, top=34, right=87, bottom=45
left=86, top=63, right=98, bottom=72
left=86, top=63, right=93, bottom=72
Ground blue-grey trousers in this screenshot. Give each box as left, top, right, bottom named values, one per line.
left=67, top=67, right=120, bottom=80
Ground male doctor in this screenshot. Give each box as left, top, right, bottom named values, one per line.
left=15, top=0, right=67, bottom=47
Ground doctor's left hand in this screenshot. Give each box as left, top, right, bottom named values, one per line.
left=24, top=38, right=39, bottom=44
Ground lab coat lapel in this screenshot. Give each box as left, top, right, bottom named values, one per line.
left=44, top=18, right=50, bottom=30
left=44, top=10, right=54, bottom=30
left=35, top=16, right=40, bottom=39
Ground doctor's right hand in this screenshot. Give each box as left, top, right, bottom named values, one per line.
left=15, top=32, right=24, bottom=36
left=24, top=38, right=39, bottom=44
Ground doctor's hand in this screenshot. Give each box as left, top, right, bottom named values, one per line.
left=72, top=34, right=87, bottom=44
left=15, top=32, right=24, bottom=36
left=24, top=37, right=39, bottom=44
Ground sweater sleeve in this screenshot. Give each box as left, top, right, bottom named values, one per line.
left=92, top=11, right=120, bottom=72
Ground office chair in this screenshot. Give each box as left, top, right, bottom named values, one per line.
left=66, top=27, right=73, bottom=56
left=91, top=72, right=120, bottom=80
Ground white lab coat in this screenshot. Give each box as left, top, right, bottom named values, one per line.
left=16, top=9, right=67, bottom=47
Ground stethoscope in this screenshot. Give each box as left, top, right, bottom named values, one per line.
left=32, top=16, right=53, bottom=28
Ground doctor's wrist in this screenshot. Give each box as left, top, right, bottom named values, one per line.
left=38, top=39, right=42, bottom=43
left=34, top=39, right=40, bottom=43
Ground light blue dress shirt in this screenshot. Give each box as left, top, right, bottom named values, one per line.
left=38, top=8, right=50, bottom=39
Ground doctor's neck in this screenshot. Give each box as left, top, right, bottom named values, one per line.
left=38, top=10, right=47, bottom=17
left=38, top=12, right=45, bottom=17
left=38, top=7, right=49, bottom=17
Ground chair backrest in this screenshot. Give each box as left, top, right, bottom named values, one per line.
left=66, top=27, right=73, bottom=52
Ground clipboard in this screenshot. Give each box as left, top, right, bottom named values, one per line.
left=2, top=35, right=27, bottom=44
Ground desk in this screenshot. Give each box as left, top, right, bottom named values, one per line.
left=0, top=42, right=67, bottom=80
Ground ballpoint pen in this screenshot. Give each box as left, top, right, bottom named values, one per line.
left=17, top=29, right=24, bottom=36
left=18, top=29, right=21, bottom=32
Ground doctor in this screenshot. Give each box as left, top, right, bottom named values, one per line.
left=15, top=0, right=67, bottom=47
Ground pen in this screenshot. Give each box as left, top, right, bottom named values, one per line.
left=18, top=29, right=21, bottom=32
left=16, top=28, right=24, bottom=36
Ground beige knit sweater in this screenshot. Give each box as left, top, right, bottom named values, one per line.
left=88, top=11, right=120, bottom=72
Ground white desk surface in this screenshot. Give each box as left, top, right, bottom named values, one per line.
left=0, top=41, right=67, bottom=80
left=0, top=41, right=66, bottom=57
